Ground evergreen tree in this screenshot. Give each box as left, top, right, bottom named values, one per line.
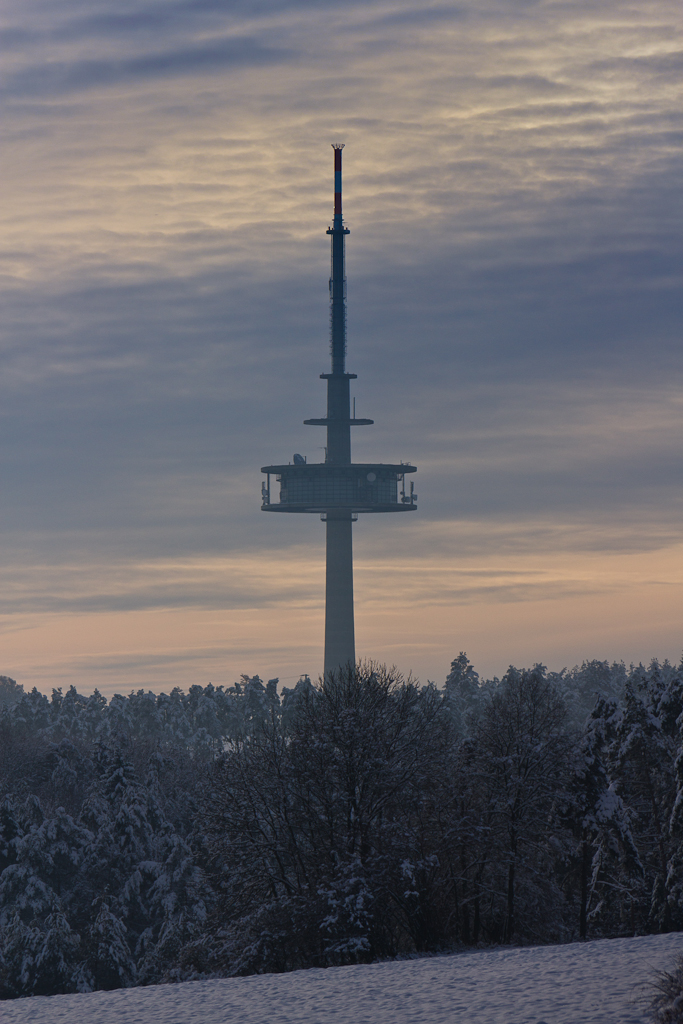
left=444, top=652, right=481, bottom=735
left=472, top=666, right=572, bottom=942
left=607, top=667, right=683, bottom=931
left=0, top=676, right=24, bottom=708
left=32, top=909, right=81, bottom=995
left=0, top=912, right=39, bottom=998
left=84, top=900, right=134, bottom=991
left=561, top=705, right=642, bottom=939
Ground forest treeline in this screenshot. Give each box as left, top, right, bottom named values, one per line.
left=1, top=655, right=683, bottom=997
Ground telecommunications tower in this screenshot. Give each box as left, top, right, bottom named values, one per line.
left=261, top=145, right=417, bottom=676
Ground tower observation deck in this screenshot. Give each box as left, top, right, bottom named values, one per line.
left=261, top=145, right=417, bottom=677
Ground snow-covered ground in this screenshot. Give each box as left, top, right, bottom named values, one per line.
left=4, top=932, right=683, bottom=1024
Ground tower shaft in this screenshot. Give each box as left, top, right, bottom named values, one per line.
left=324, top=509, right=355, bottom=676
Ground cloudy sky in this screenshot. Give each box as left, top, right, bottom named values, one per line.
left=1, top=0, right=681, bottom=696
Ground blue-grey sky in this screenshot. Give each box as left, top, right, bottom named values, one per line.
left=1, top=0, right=682, bottom=694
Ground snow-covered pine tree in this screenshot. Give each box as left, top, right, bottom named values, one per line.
left=83, top=899, right=134, bottom=991
left=606, top=664, right=683, bottom=932
left=0, top=911, right=39, bottom=998
left=472, top=666, right=572, bottom=943
left=81, top=750, right=163, bottom=956
left=0, top=798, right=91, bottom=995
left=0, top=676, right=24, bottom=708
left=562, top=702, right=642, bottom=939
left=31, top=909, right=81, bottom=995
left=136, top=830, right=209, bottom=982
left=444, top=652, right=482, bottom=736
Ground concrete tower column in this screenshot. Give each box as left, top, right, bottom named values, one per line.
left=324, top=509, right=355, bottom=676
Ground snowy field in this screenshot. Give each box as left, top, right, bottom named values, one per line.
left=4, top=932, right=683, bottom=1024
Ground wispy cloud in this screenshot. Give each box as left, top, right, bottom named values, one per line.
left=3, top=38, right=292, bottom=98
